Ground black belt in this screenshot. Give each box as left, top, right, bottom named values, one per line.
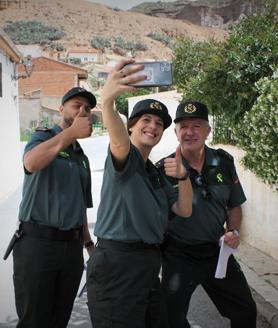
left=166, top=235, right=220, bottom=258
left=97, top=238, right=160, bottom=251
left=21, top=221, right=83, bottom=242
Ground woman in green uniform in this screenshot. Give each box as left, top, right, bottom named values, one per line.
left=87, top=59, right=193, bottom=328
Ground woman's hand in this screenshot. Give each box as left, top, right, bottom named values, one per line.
left=101, top=58, right=146, bottom=107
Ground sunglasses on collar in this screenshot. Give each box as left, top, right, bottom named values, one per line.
left=193, top=174, right=212, bottom=200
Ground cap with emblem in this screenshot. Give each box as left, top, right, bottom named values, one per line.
left=129, top=99, right=172, bottom=129
left=61, top=87, right=96, bottom=109
left=174, top=101, right=208, bottom=123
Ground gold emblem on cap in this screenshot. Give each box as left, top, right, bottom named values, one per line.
left=184, top=103, right=196, bottom=113
left=150, top=101, right=162, bottom=110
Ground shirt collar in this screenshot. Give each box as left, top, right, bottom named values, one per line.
left=182, top=145, right=219, bottom=174
left=53, top=124, right=62, bottom=134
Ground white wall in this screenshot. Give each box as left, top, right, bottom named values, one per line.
left=0, top=52, right=23, bottom=202
left=217, top=145, right=278, bottom=260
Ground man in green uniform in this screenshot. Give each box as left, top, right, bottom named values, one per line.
left=156, top=101, right=257, bottom=328
left=12, top=87, right=96, bottom=328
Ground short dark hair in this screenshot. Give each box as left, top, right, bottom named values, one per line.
left=127, top=116, right=140, bottom=135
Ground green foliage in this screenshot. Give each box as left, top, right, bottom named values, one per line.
left=20, top=128, right=34, bottom=142
left=237, top=71, right=278, bottom=187
left=90, top=36, right=147, bottom=54
left=115, top=89, right=151, bottom=118
left=50, top=42, right=65, bottom=51
left=68, top=57, right=81, bottom=65
left=3, top=20, right=65, bottom=45
left=114, top=36, right=147, bottom=52
left=172, top=0, right=278, bottom=187
left=90, top=36, right=111, bottom=51
left=147, top=32, right=173, bottom=47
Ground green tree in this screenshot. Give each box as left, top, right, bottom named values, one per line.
left=172, top=0, right=278, bottom=187
left=240, top=70, right=278, bottom=187
left=174, top=0, right=278, bottom=123
left=115, top=89, right=151, bottom=118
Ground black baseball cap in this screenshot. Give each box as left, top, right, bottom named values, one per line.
left=174, top=101, right=208, bottom=123
left=129, top=99, right=172, bottom=129
left=61, top=87, right=96, bottom=108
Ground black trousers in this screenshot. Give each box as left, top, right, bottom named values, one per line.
left=86, top=239, right=168, bottom=328
left=161, top=237, right=257, bottom=328
left=13, top=234, right=84, bottom=328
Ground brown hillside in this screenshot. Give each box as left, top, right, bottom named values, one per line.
left=0, top=0, right=228, bottom=59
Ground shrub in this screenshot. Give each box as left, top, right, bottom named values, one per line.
left=147, top=32, right=173, bottom=47
left=3, top=20, right=65, bottom=44
left=237, top=71, right=278, bottom=187
left=90, top=36, right=111, bottom=51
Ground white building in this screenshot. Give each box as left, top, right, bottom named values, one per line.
left=0, top=29, right=23, bottom=201
left=67, top=47, right=100, bottom=63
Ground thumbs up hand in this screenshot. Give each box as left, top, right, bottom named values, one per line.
left=164, top=145, right=188, bottom=179
left=70, top=106, right=92, bottom=139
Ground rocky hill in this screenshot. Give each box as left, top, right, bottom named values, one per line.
left=130, top=0, right=260, bottom=28
left=0, top=0, right=227, bottom=60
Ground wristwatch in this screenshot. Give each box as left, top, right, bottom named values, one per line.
left=228, top=229, right=240, bottom=237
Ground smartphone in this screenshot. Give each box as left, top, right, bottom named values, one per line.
left=126, top=61, right=173, bottom=87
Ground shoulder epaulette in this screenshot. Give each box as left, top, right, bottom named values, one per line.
left=155, top=158, right=165, bottom=169
left=155, top=152, right=176, bottom=169
left=35, top=126, right=51, bottom=132
left=217, top=148, right=234, bottom=161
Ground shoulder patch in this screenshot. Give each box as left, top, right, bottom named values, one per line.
left=35, top=126, right=51, bottom=132
left=217, top=148, right=234, bottom=161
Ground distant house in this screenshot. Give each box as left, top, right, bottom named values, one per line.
left=18, top=57, right=91, bottom=129
left=19, top=56, right=88, bottom=96
left=91, top=64, right=113, bottom=86
left=67, top=47, right=100, bottom=63
left=0, top=28, right=23, bottom=200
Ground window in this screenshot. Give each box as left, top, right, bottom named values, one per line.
left=98, top=72, right=108, bottom=79
left=0, top=63, right=2, bottom=97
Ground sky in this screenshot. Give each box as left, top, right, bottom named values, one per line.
left=89, top=0, right=178, bottom=10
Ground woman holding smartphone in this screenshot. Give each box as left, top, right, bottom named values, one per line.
left=86, top=58, right=193, bottom=328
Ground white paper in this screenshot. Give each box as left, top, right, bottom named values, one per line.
left=215, top=237, right=238, bottom=279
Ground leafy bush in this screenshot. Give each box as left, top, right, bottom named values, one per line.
left=114, top=36, right=147, bottom=52
left=90, top=36, right=111, bottom=51
left=3, top=20, right=65, bottom=44
left=50, top=42, right=65, bottom=51
left=238, top=71, right=278, bottom=187
left=115, top=89, right=151, bottom=118
left=147, top=32, right=173, bottom=47
left=172, top=0, right=278, bottom=187
left=68, top=57, right=81, bottom=65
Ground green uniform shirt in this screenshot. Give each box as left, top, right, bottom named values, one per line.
left=18, top=125, right=93, bottom=230
left=157, top=146, right=246, bottom=244
left=94, top=144, right=178, bottom=244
